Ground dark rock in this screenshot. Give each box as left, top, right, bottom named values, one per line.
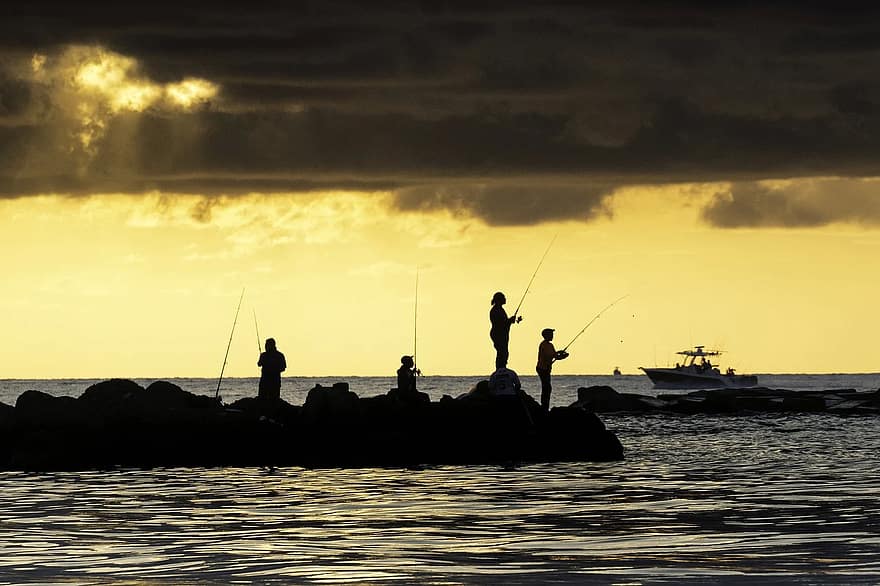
left=80, top=379, right=146, bottom=405
left=0, top=401, right=13, bottom=467
left=15, top=390, right=86, bottom=427
left=4, top=379, right=626, bottom=471
left=145, top=380, right=219, bottom=409
left=303, top=383, right=360, bottom=419
left=227, top=396, right=301, bottom=426
left=0, top=401, right=14, bottom=428
left=540, top=407, right=623, bottom=461
left=577, top=385, right=618, bottom=403
left=574, top=386, right=655, bottom=412
left=387, top=388, right=431, bottom=404
left=574, top=386, right=880, bottom=415
left=781, top=395, right=826, bottom=412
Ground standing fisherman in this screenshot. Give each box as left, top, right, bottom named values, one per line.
left=489, top=236, right=555, bottom=371
left=536, top=328, right=569, bottom=412
left=490, top=292, right=521, bottom=369
left=258, top=338, right=287, bottom=400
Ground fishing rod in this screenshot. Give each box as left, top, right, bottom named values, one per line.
left=253, top=308, right=261, bottom=353
left=413, top=267, right=422, bottom=376
left=561, top=294, right=629, bottom=353
left=215, top=288, right=245, bottom=399
left=512, top=234, right=557, bottom=318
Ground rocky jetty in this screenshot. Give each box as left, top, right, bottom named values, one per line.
left=0, top=379, right=623, bottom=471
left=575, top=385, right=880, bottom=414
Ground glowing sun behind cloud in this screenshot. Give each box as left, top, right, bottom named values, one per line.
left=26, top=45, right=218, bottom=152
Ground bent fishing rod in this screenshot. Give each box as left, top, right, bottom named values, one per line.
left=561, top=294, right=629, bottom=353
left=512, top=234, right=557, bottom=318
left=215, top=288, right=245, bottom=399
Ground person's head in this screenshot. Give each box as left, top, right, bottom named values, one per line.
left=401, top=355, right=414, bottom=367
left=541, top=328, right=554, bottom=341
left=265, top=338, right=276, bottom=351
left=491, top=291, right=506, bottom=305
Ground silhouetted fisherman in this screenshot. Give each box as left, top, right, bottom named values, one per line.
left=397, top=355, right=417, bottom=394
left=489, top=291, right=521, bottom=369
left=257, top=338, right=286, bottom=400
left=536, top=328, right=569, bottom=412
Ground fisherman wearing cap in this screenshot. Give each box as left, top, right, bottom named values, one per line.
left=536, top=328, right=568, bottom=412
left=489, top=291, right=522, bottom=369
left=397, top=355, right=418, bottom=394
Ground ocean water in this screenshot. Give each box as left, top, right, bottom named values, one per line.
left=1, top=374, right=879, bottom=584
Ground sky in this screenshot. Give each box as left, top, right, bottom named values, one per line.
left=2, top=2, right=879, bottom=377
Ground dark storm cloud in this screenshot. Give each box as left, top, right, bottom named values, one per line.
left=4, top=2, right=880, bottom=226
left=703, top=180, right=880, bottom=228
left=394, top=183, right=612, bottom=226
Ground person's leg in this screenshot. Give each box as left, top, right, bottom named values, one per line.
left=538, top=368, right=552, bottom=411
left=494, top=339, right=509, bottom=369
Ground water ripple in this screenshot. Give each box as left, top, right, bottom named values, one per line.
left=1, top=413, right=879, bottom=583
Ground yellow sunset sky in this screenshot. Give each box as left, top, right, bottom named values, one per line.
left=3, top=184, right=877, bottom=378
left=4, top=35, right=880, bottom=379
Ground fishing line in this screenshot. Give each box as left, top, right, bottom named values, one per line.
left=561, top=294, right=629, bottom=353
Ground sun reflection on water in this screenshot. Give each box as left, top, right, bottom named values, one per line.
left=0, top=414, right=879, bottom=583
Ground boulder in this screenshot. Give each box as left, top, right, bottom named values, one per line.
left=574, top=386, right=656, bottom=412
left=303, top=383, right=360, bottom=419
left=227, top=396, right=301, bottom=426
left=540, top=406, right=624, bottom=461
left=79, top=379, right=146, bottom=406
left=0, top=401, right=14, bottom=429
left=387, top=387, right=431, bottom=405
left=0, top=402, right=13, bottom=467
left=15, top=390, right=87, bottom=427
left=145, top=380, right=219, bottom=410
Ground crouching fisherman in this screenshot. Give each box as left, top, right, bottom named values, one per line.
left=392, top=355, right=429, bottom=403
left=397, top=355, right=418, bottom=394
left=258, top=338, right=287, bottom=400
left=488, top=364, right=522, bottom=397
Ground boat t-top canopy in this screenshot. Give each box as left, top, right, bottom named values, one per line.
left=676, top=345, right=721, bottom=358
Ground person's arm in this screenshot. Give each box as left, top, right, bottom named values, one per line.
left=258, top=352, right=264, bottom=367
left=280, top=354, right=287, bottom=372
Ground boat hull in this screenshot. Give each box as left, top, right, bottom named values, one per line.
left=640, top=367, right=758, bottom=389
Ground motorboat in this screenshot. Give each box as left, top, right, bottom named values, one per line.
left=640, top=346, right=758, bottom=389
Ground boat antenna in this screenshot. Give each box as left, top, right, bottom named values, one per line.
left=215, top=288, right=245, bottom=400
left=413, top=267, right=421, bottom=376
left=253, top=308, right=261, bottom=354
left=561, top=294, right=629, bottom=353
left=512, top=234, right=557, bottom=317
